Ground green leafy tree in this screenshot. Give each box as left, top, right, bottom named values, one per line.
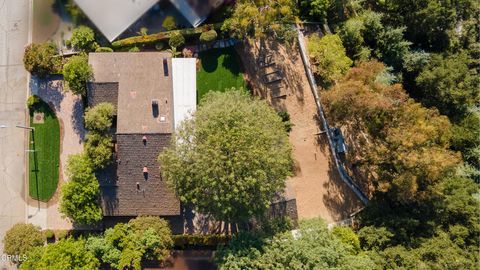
left=300, top=0, right=331, bottom=23
left=338, top=18, right=370, bottom=60
left=84, top=132, right=113, bottom=169
left=69, top=25, right=97, bottom=51
left=3, top=224, right=44, bottom=263
left=162, top=16, right=177, bottom=31
left=308, top=34, right=353, bottom=84
left=84, top=102, right=115, bottom=132
left=199, top=29, right=218, bottom=43
left=59, top=153, right=102, bottom=224
left=416, top=52, right=480, bottom=119
left=63, top=54, right=92, bottom=95
left=23, top=42, right=60, bottom=76
left=91, top=216, right=173, bottom=270
left=159, top=90, right=292, bottom=223
left=222, top=0, right=297, bottom=39
left=216, top=218, right=376, bottom=269
left=168, top=32, right=185, bottom=49
left=20, top=238, right=99, bottom=270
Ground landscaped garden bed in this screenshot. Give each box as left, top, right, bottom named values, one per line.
left=28, top=99, right=60, bottom=201
left=197, top=47, right=248, bottom=103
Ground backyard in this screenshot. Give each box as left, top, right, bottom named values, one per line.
left=197, top=47, right=248, bottom=103
left=29, top=99, right=60, bottom=201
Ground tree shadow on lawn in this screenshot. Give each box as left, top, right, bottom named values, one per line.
left=199, top=47, right=242, bottom=75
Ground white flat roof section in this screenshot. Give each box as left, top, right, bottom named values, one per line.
left=172, top=58, right=197, bottom=130
left=74, top=0, right=158, bottom=42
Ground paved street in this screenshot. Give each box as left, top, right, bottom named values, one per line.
left=0, top=0, right=30, bottom=268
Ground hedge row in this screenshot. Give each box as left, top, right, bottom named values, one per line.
left=111, top=23, right=222, bottom=48
left=172, top=234, right=231, bottom=249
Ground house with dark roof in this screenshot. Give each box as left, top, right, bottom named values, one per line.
left=88, top=52, right=196, bottom=231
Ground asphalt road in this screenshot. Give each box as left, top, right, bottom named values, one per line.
left=0, top=0, right=30, bottom=268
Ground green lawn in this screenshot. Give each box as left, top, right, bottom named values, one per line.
left=29, top=99, right=60, bottom=202
left=197, top=47, right=248, bottom=103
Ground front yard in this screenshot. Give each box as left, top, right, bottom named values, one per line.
left=29, top=99, right=60, bottom=201
left=197, top=47, right=248, bottom=103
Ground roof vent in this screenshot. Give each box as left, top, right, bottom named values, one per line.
left=142, top=136, right=147, bottom=145
left=136, top=182, right=140, bottom=190
left=143, top=166, right=148, bottom=173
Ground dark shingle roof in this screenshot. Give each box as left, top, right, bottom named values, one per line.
left=87, top=82, right=119, bottom=110
left=99, top=133, right=180, bottom=216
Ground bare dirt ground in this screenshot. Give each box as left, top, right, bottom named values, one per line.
left=237, top=40, right=363, bottom=223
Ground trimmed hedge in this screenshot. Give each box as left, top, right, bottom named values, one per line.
left=111, top=24, right=222, bottom=48
left=173, top=234, right=230, bottom=249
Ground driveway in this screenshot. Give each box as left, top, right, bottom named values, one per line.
left=0, top=0, right=30, bottom=268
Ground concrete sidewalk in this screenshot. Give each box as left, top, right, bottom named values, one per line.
left=0, top=0, right=31, bottom=268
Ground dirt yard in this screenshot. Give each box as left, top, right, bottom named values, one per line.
left=237, top=40, right=363, bottom=223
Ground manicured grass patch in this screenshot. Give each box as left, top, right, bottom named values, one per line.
left=29, top=100, right=60, bottom=202
left=197, top=47, right=248, bottom=103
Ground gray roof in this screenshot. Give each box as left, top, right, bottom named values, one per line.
left=89, top=52, right=173, bottom=134
left=100, top=134, right=180, bottom=216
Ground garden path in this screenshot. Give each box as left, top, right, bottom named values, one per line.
left=31, top=77, right=85, bottom=229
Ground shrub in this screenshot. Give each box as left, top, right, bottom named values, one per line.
left=55, top=230, right=70, bottom=240
left=308, top=34, right=353, bottom=84
left=27, top=95, right=41, bottom=109
left=23, top=42, right=60, bottom=76
left=84, top=102, right=115, bottom=132
left=84, top=132, right=113, bottom=169
left=169, top=32, right=185, bottom=49
left=63, top=54, right=92, bottom=95
left=3, top=223, right=44, bottom=263
left=278, top=111, right=293, bottom=133
left=95, top=47, right=113, bottom=52
left=70, top=25, right=97, bottom=51
left=199, top=29, right=218, bottom=43
left=128, top=46, right=140, bottom=52
left=332, top=226, right=361, bottom=253
left=162, top=16, right=177, bottom=31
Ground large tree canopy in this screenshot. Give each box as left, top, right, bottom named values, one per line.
left=86, top=216, right=173, bottom=270
left=222, top=0, right=297, bottom=39
left=322, top=61, right=460, bottom=203
left=216, top=218, right=375, bottom=269
left=159, top=90, right=292, bottom=222
left=23, top=42, right=60, bottom=77
left=20, top=238, right=99, bottom=270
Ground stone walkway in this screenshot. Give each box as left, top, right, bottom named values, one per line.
left=29, top=77, right=85, bottom=230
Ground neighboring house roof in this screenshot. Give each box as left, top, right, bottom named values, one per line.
left=74, top=0, right=159, bottom=42
left=88, top=52, right=197, bottom=217
left=73, top=0, right=220, bottom=42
